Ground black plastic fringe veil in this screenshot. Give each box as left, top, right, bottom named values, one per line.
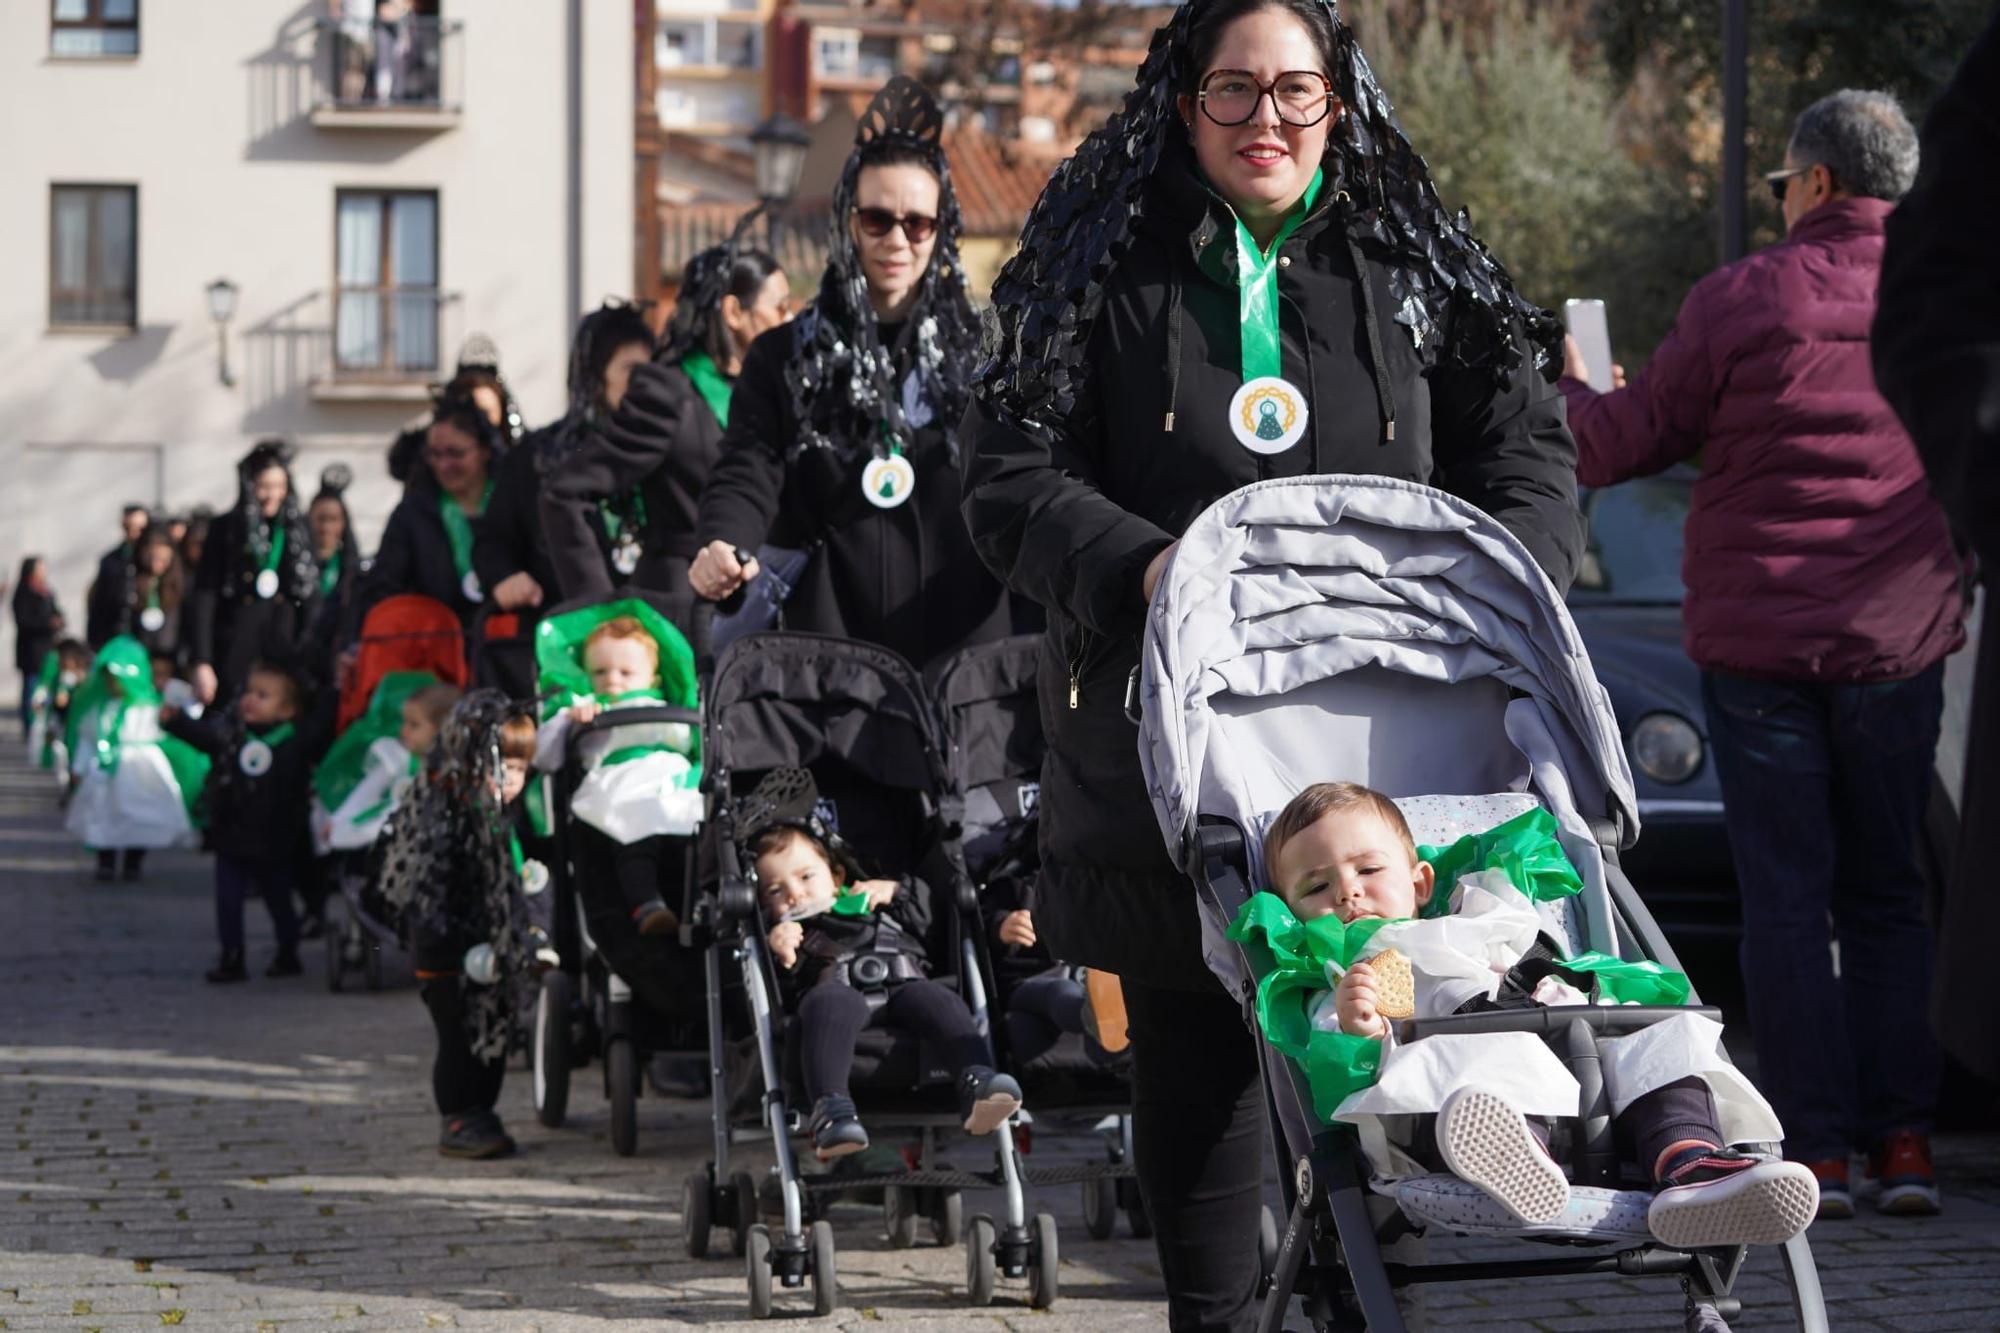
left=233, top=441, right=318, bottom=605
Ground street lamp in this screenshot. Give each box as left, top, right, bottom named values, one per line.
left=749, top=112, right=812, bottom=257
left=206, top=278, right=239, bottom=388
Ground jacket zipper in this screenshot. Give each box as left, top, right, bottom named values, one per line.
left=1066, top=618, right=1093, bottom=709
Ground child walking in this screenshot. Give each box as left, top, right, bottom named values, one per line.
left=66, top=635, right=210, bottom=880
left=375, top=691, right=539, bottom=1159
left=164, top=657, right=330, bottom=981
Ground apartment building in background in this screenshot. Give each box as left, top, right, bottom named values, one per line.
left=1, top=1, right=633, bottom=669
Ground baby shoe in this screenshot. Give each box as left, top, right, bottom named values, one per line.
left=809, top=1094, right=869, bottom=1161
left=632, top=898, right=679, bottom=937
left=1648, top=1147, right=1818, bottom=1248
left=1436, top=1087, right=1569, bottom=1225
left=958, top=1067, right=1024, bottom=1137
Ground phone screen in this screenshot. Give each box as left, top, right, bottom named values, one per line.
left=1564, top=299, right=1614, bottom=392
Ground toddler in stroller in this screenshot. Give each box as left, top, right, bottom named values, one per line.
left=738, top=767, right=1025, bottom=1161
left=1252, top=781, right=1818, bottom=1250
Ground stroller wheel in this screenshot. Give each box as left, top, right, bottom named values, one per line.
left=1117, top=1176, right=1153, bottom=1239
left=965, top=1213, right=997, bottom=1306
left=808, top=1219, right=838, bottom=1317
left=928, top=1188, right=963, bottom=1247
left=1027, top=1211, right=1060, bottom=1310
left=533, top=971, right=573, bottom=1128
left=1081, top=1175, right=1116, bottom=1240
left=324, top=925, right=345, bottom=994
left=729, top=1172, right=759, bottom=1258
left=682, top=1167, right=714, bottom=1260
left=744, top=1223, right=773, bottom=1318
left=606, top=1038, right=639, bottom=1157
left=883, top=1185, right=919, bottom=1249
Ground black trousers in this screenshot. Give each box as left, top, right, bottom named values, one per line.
left=797, top=979, right=988, bottom=1103
left=421, top=978, right=505, bottom=1118
left=1003, top=967, right=1088, bottom=1065
left=1126, top=978, right=1267, bottom=1333
left=578, top=824, right=679, bottom=919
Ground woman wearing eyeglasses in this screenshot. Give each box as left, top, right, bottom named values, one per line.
left=187, top=441, right=322, bottom=708
left=686, top=78, right=1019, bottom=669
left=347, top=391, right=505, bottom=637
left=539, top=252, right=790, bottom=623
left=962, top=1, right=1581, bottom=1325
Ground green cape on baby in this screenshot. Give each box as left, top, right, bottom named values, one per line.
left=1228, top=807, right=1690, bottom=1121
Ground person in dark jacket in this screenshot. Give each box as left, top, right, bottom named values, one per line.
left=351, top=392, right=503, bottom=636
left=298, top=467, right=363, bottom=698
left=85, top=504, right=150, bottom=650
left=688, top=79, right=1017, bottom=670
left=164, top=657, right=333, bottom=983
left=1873, top=10, right=2000, bottom=1101
left=1562, top=89, right=1960, bottom=1221
left=475, top=302, right=661, bottom=695
left=187, top=443, right=320, bottom=710
left=961, top=2, right=1581, bottom=1325
left=540, top=256, right=790, bottom=618
left=12, top=557, right=64, bottom=735
left=122, top=526, right=188, bottom=666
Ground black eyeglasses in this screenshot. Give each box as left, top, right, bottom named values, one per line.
left=1764, top=166, right=1809, bottom=203
left=853, top=207, right=938, bottom=244
left=1197, top=70, right=1338, bottom=128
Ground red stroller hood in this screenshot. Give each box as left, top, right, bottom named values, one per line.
left=339, top=594, right=468, bottom=731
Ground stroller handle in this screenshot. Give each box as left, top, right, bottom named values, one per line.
left=1395, top=1004, right=1721, bottom=1043
left=569, top=704, right=703, bottom=741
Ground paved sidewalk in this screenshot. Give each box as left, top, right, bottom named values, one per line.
left=1, top=737, right=1996, bottom=1330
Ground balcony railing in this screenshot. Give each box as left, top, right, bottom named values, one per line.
left=312, top=17, right=463, bottom=125
left=332, top=285, right=455, bottom=381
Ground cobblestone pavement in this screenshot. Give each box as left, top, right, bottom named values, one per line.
left=2, top=738, right=1996, bottom=1331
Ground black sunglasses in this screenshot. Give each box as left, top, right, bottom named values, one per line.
left=853, top=207, right=938, bottom=244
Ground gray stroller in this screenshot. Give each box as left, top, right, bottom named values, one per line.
left=1135, top=476, right=1828, bottom=1332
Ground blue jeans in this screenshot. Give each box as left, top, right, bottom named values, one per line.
left=1701, top=666, right=1945, bottom=1161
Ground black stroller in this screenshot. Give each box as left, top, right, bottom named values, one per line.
left=683, top=631, right=1060, bottom=1318
left=1137, top=476, right=1828, bottom=1332
left=526, top=592, right=710, bottom=1157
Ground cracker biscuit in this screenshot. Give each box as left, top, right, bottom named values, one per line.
left=1367, top=948, right=1415, bottom=1019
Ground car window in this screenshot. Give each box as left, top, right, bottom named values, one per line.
left=1569, top=468, right=1693, bottom=605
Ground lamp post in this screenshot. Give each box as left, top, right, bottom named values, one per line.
left=749, top=112, right=811, bottom=255
left=206, top=278, right=239, bottom=388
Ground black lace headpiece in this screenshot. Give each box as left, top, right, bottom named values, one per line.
left=784, top=77, right=981, bottom=462
left=311, top=464, right=362, bottom=578
left=538, top=301, right=658, bottom=474
left=733, top=766, right=863, bottom=880
left=976, top=0, right=1561, bottom=434
left=232, top=440, right=319, bottom=605
left=374, top=690, right=535, bottom=1061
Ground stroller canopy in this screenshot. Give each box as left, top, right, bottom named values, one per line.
left=1139, top=476, right=1636, bottom=961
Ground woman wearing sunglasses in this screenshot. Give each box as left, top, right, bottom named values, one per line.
left=961, top=0, right=1582, bottom=1324
left=686, top=77, right=1019, bottom=670
left=539, top=250, right=790, bottom=625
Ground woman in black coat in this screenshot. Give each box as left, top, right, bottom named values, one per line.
left=296, top=467, right=363, bottom=696
left=686, top=79, right=1017, bottom=670
left=539, top=256, right=790, bottom=617
left=123, top=526, right=188, bottom=666
left=188, top=441, right=321, bottom=708
left=12, top=557, right=63, bottom=734
left=482, top=306, right=664, bottom=668
left=350, top=392, right=503, bottom=637
left=961, top=2, right=1582, bottom=1325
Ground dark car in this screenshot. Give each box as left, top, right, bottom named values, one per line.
left=1567, top=467, right=1738, bottom=935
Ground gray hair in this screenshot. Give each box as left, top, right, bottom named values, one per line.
left=1788, top=90, right=1919, bottom=203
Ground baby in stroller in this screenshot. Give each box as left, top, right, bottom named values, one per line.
left=534, top=613, right=702, bottom=936
left=1253, top=780, right=1819, bottom=1250
left=738, top=767, right=1025, bottom=1161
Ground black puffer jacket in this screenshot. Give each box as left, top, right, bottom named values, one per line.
left=165, top=699, right=334, bottom=869
left=700, top=322, right=1015, bottom=669
left=540, top=361, right=721, bottom=613
left=960, top=161, right=1582, bottom=989
left=348, top=468, right=485, bottom=636
left=473, top=430, right=567, bottom=607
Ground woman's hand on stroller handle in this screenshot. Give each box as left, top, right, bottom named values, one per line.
left=690, top=541, right=760, bottom=602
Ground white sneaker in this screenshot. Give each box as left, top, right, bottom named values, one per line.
left=1648, top=1149, right=1819, bottom=1249
left=1436, top=1087, right=1569, bottom=1225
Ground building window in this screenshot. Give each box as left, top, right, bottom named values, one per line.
left=334, top=190, right=439, bottom=376
left=658, top=20, right=705, bottom=69
left=50, top=0, right=138, bottom=57
left=815, top=27, right=858, bottom=79
left=715, top=20, right=760, bottom=71
left=49, top=184, right=137, bottom=329
left=857, top=34, right=898, bottom=80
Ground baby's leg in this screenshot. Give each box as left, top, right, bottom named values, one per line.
left=883, top=980, right=1022, bottom=1135
left=608, top=834, right=677, bottom=932
left=1432, top=1088, right=1570, bottom=1225
left=796, top=983, right=873, bottom=1103
left=1631, top=1078, right=1819, bottom=1247
left=1001, top=970, right=1084, bottom=1064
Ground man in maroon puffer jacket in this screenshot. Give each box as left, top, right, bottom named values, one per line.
left=1559, top=89, right=1964, bottom=1223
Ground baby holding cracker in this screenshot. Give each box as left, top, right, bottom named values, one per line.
left=1251, top=781, right=1817, bottom=1249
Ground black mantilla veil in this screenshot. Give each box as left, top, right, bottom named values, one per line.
left=656, top=242, right=735, bottom=368
left=311, top=464, right=363, bottom=578
left=785, top=76, right=981, bottom=462
left=537, top=300, right=658, bottom=476
left=232, top=439, right=319, bottom=604
left=976, top=0, right=1563, bottom=433
left=374, top=689, right=536, bottom=1061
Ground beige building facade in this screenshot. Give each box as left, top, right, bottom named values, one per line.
left=0, top=1, right=632, bottom=669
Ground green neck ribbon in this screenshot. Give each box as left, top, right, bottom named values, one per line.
left=1230, top=166, right=1324, bottom=383
left=600, top=491, right=649, bottom=544
left=255, top=522, right=287, bottom=581
left=252, top=721, right=297, bottom=751
left=681, top=352, right=733, bottom=429
left=438, top=481, right=493, bottom=585
left=319, top=550, right=342, bottom=598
